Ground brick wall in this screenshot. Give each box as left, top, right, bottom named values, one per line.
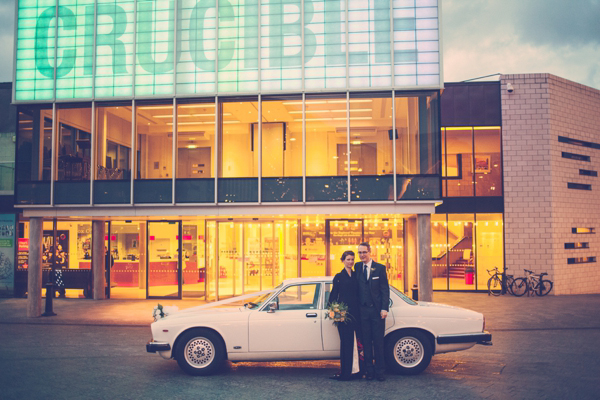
left=501, top=73, right=600, bottom=294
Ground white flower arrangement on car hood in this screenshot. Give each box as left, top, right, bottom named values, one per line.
left=152, top=304, right=179, bottom=321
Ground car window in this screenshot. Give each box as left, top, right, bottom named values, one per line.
left=274, top=283, right=321, bottom=311
left=324, top=283, right=332, bottom=306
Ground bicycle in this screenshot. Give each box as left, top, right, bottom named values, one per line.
left=510, top=269, right=553, bottom=297
left=487, top=266, right=521, bottom=296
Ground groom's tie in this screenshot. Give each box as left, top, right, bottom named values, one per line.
left=363, top=263, right=368, bottom=281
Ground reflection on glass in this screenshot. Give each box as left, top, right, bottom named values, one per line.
left=95, top=104, right=132, bottom=180
left=301, top=220, right=326, bottom=276
left=206, top=221, right=217, bottom=301
left=55, top=106, right=92, bottom=181
left=176, top=102, right=215, bottom=179
left=474, top=128, right=503, bottom=196
left=16, top=107, right=52, bottom=182
left=395, top=94, right=440, bottom=175
left=363, top=218, right=405, bottom=291
left=135, top=104, right=173, bottom=179
left=476, top=214, right=504, bottom=289
left=109, top=221, right=145, bottom=299
left=218, top=222, right=243, bottom=298
left=182, top=221, right=206, bottom=298
left=148, top=222, right=180, bottom=298
left=445, top=128, right=474, bottom=196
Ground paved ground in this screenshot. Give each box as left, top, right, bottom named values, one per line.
left=1, top=292, right=600, bottom=399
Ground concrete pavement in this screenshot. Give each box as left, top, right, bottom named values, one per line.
left=2, top=292, right=600, bottom=332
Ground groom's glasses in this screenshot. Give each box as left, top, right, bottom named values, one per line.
left=358, top=251, right=369, bottom=254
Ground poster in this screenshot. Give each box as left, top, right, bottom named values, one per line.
left=0, top=214, right=15, bottom=297
left=42, top=230, right=70, bottom=269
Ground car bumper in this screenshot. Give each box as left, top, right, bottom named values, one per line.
left=146, top=340, right=171, bottom=353
left=436, top=331, right=492, bottom=345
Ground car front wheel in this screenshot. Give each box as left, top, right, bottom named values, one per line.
left=175, top=329, right=225, bottom=376
left=385, top=329, right=433, bottom=375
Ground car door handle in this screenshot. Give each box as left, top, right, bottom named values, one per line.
left=306, top=313, right=317, bottom=318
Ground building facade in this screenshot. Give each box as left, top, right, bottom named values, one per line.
left=13, top=0, right=445, bottom=310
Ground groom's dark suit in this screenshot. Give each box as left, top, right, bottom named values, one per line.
left=355, top=260, right=390, bottom=378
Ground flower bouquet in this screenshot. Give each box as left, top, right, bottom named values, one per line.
left=152, top=304, right=179, bottom=321
left=325, top=301, right=351, bottom=326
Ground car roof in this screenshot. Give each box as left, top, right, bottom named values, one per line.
left=281, top=276, right=334, bottom=285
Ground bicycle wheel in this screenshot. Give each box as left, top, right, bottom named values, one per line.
left=505, top=277, right=515, bottom=295
left=536, top=279, right=553, bottom=296
left=510, top=278, right=528, bottom=297
left=488, top=276, right=502, bottom=296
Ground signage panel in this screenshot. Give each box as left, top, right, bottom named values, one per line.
left=14, top=0, right=440, bottom=101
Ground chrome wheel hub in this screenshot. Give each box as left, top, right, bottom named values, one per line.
left=394, top=337, right=424, bottom=367
left=184, top=337, right=215, bottom=368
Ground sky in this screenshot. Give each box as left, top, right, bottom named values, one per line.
left=0, top=0, right=598, bottom=89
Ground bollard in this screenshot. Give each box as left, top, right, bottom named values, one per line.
left=411, top=284, right=419, bottom=301
left=42, top=281, right=57, bottom=317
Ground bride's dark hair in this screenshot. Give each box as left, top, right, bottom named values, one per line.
left=340, top=250, right=355, bottom=262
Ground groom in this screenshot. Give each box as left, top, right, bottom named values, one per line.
left=355, top=242, right=390, bottom=381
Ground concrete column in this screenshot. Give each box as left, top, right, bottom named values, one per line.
left=405, top=217, right=418, bottom=292
left=27, top=217, right=43, bottom=317
left=92, top=220, right=106, bottom=300
left=417, top=214, right=433, bottom=302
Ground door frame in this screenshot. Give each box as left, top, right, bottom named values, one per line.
left=146, top=220, right=182, bottom=299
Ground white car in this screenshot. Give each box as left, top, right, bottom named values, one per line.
left=146, top=277, right=492, bottom=376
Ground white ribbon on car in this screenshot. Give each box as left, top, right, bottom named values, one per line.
left=352, top=332, right=360, bottom=374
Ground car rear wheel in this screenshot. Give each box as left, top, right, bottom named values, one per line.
left=385, top=329, right=433, bottom=375
left=175, top=329, right=225, bottom=376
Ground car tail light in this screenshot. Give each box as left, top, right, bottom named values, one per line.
left=483, top=316, right=486, bottom=331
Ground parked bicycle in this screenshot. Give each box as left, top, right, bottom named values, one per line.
left=487, top=266, right=522, bottom=296
left=510, top=269, right=553, bottom=297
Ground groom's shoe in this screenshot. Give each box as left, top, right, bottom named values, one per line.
left=329, top=374, right=341, bottom=380
left=376, top=375, right=386, bottom=382
left=365, top=373, right=374, bottom=381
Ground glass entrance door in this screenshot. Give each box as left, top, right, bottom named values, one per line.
left=326, top=219, right=364, bottom=275
left=147, top=221, right=181, bottom=298
left=215, top=220, right=286, bottom=300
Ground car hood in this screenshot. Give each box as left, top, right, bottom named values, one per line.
left=408, top=300, right=483, bottom=319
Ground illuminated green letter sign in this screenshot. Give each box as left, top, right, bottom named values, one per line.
left=14, top=0, right=440, bottom=101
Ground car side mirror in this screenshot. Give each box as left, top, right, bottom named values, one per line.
left=267, top=302, right=278, bottom=313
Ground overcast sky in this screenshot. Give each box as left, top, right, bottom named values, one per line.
left=0, top=0, right=598, bottom=89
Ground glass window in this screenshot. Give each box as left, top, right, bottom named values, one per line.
left=445, top=127, right=473, bottom=197
left=260, top=97, right=302, bottom=178
left=474, top=127, right=503, bottom=197
left=135, top=103, right=173, bottom=180
left=350, top=94, right=393, bottom=201
left=305, top=95, right=347, bottom=177
left=275, top=283, right=320, bottom=310
left=176, top=101, right=215, bottom=179
left=55, top=105, right=92, bottom=181
left=475, top=214, right=504, bottom=290
left=431, top=214, right=447, bottom=290
left=17, top=106, right=53, bottom=183
left=447, top=214, right=474, bottom=290
left=441, top=127, right=446, bottom=196
left=109, top=221, right=145, bottom=299
left=363, top=218, right=405, bottom=291
left=219, top=99, right=259, bottom=178
left=95, top=103, right=133, bottom=180
left=395, top=93, right=440, bottom=177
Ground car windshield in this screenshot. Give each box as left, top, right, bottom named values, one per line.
left=243, top=283, right=282, bottom=309
left=390, top=285, right=417, bottom=305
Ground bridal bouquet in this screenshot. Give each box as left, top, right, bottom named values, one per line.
left=325, top=301, right=350, bottom=326
left=152, top=304, right=179, bottom=321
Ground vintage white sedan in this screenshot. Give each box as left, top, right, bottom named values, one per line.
left=146, top=277, right=492, bottom=376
